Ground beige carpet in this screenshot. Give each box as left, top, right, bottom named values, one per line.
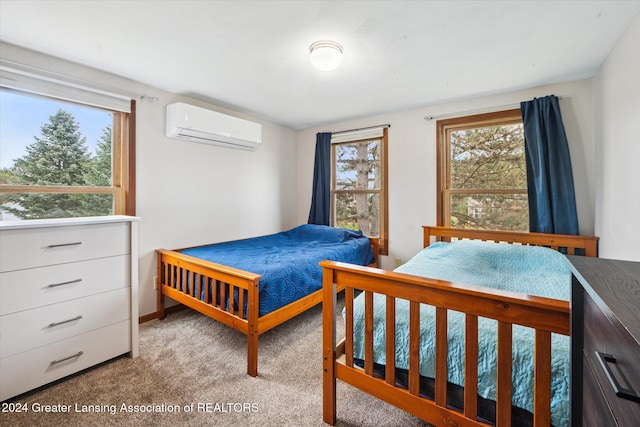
left=1, top=300, right=431, bottom=426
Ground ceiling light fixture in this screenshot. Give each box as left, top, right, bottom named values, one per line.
left=309, top=40, right=343, bottom=71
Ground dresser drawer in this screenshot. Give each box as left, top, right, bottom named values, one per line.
left=0, top=320, right=130, bottom=401
left=0, top=222, right=129, bottom=272
left=582, top=350, right=616, bottom=427
left=583, top=291, right=640, bottom=423
left=0, top=255, right=130, bottom=315
left=0, top=287, right=130, bottom=358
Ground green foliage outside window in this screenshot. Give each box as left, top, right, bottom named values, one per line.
left=446, top=121, right=529, bottom=232
left=0, top=108, right=113, bottom=219
left=334, top=140, right=381, bottom=237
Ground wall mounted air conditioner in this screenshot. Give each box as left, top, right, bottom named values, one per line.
left=165, top=102, right=262, bottom=150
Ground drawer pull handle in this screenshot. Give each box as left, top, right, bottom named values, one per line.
left=47, top=241, right=82, bottom=248
left=50, top=351, right=84, bottom=366
left=595, top=351, right=640, bottom=403
left=48, top=278, right=82, bottom=288
left=48, top=315, right=83, bottom=328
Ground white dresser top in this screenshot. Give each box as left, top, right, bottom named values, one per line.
left=0, top=215, right=140, bottom=230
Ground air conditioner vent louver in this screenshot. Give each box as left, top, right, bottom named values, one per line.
left=165, top=102, right=262, bottom=150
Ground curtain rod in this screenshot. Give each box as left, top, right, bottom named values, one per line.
left=423, top=97, right=564, bottom=121
left=332, top=123, right=390, bottom=135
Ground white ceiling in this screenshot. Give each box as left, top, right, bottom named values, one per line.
left=1, top=1, right=639, bottom=130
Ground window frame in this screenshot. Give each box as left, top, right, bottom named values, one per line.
left=436, top=108, right=526, bottom=229
left=330, top=127, right=388, bottom=255
left=0, top=89, right=136, bottom=218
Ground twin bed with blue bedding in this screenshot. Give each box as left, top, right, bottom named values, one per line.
left=157, top=224, right=376, bottom=376
left=352, top=241, right=571, bottom=426
left=322, top=226, right=598, bottom=427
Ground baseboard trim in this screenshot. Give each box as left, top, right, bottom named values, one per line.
left=138, top=304, right=185, bottom=323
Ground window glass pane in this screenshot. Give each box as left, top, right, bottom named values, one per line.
left=331, top=128, right=387, bottom=254
left=335, top=192, right=380, bottom=237
left=449, top=124, right=526, bottom=190
left=1, top=89, right=116, bottom=220
left=0, top=90, right=113, bottom=187
left=335, top=140, right=381, bottom=190
left=0, top=193, right=113, bottom=220
left=449, top=193, right=528, bottom=232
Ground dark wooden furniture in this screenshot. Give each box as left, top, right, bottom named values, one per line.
left=569, top=257, right=640, bottom=427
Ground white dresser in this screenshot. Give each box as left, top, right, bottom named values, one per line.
left=0, top=215, right=139, bottom=401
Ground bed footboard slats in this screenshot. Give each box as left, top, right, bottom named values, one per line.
left=163, top=264, right=247, bottom=318
left=158, top=251, right=261, bottom=321
left=409, top=301, right=421, bottom=396
left=534, top=330, right=552, bottom=426
left=385, top=296, right=396, bottom=386
left=464, top=314, right=479, bottom=420
left=157, top=250, right=262, bottom=375
left=344, top=287, right=354, bottom=368
left=322, top=260, right=571, bottom=427
left=435, top=307, right=448, bottom=406
left=496, top=321, right=513, bottom=426
left=363, top=291, right=375, bottom=376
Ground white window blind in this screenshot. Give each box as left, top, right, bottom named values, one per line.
left=330, top=125, right=389, bottom=143
left=0, top=59, right=132, bottom=113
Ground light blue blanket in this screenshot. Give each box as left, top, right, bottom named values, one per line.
left=351, top=240, right=570, bottom=426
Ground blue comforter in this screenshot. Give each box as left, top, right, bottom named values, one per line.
left=181, top=224, right=375, bottom=316
left=351, top=240, right=571, bottom=427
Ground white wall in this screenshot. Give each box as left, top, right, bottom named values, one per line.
left=1, top=42, right=299, bottom=316
left=296, top=80, right=596, bottom=269
left=6, top=15, right=638, bottom=318
left=137, top=97, right=298, bottom=316
left=593, top=13, right=640, bottom=262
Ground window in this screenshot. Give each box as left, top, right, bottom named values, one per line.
left=437, top=109, right=528, bottom=231
left=331, top=127, right=388, bottom=254
left=0, top=88, right=135, bottom=220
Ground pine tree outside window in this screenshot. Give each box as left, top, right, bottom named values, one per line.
left=0, top=87, right=135, bottom=220
left=331, top=126, right=388, bottom=255
left=437, top=109, right=528, bottom=231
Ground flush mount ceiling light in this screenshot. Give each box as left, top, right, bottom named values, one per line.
left=309, top=40, right=343, bottom=71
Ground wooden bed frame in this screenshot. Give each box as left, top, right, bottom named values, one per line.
left=321, top=226, right=598, bottom=427
left=156, top=237, right=379, bottom=377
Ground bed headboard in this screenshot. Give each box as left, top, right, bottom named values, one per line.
left=423, top=226, right=598, bottom=257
